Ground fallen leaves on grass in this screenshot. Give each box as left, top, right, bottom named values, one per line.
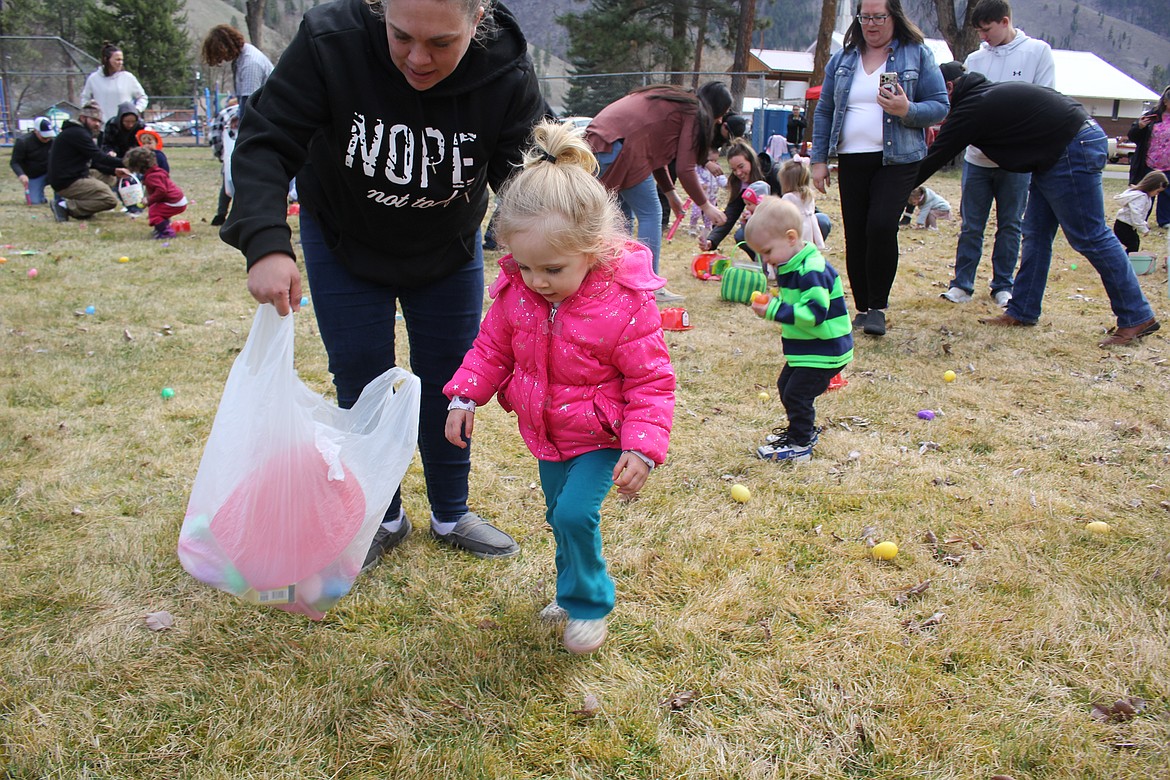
left=1090, top=697, right=1145, bottom=723
left=144, top=611, right=174, bottom=631
left=893, top=580, right=931, bottom=607
left=903, top=612, right=945, bottom=633
left=660, top=690, right=698, bottom=711
left=572, top=694, right=601, bottom=718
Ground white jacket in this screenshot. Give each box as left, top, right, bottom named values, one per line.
left=1114, top=189, right=1152, bottom=234
left=964, top=30, right=1056, bottom=167
left=782, top=192, right=826, bottom=250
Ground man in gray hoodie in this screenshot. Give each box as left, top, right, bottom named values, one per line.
left=940, top=0, right=1055, bottom=308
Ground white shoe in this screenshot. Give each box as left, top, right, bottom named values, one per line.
left=538, top=600, right=568, bottom=623
left=563, top=618, right=607, bottom=654
left=940, top=287, right=972, bottom=303
left=992, top=290, right=1012, bottom=308
left=654, top=288, right=685, bottom=304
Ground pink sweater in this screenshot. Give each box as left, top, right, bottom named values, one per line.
left=445, top=242, right=675, bottom=464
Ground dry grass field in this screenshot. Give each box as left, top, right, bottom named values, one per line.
left=1, top=147, right=1168, bottom=779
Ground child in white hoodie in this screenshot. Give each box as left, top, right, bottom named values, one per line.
left=1113, top=171, right=1168, bottom=253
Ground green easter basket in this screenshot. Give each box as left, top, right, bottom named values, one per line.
left=720, top=266, right=768, bottom=304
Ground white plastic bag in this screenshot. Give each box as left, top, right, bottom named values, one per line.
left=178, top=304, right=419, bottom=619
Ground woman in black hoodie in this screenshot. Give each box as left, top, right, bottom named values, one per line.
left=222, top=0, right=546, bottom=568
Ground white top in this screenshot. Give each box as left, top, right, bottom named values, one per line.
left=80, top=69, right=149, bottom=123
left=913, top=187, right=952, bottom=226
left=963, top=30, right=1055, bottom=167
left=782, top=192, right=826, bottom=249
left=1113, top=189, right=1152, bottom=234
left=838, top=64, right=884, bottom=155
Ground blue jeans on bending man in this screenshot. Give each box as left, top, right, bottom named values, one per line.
left=988, top=120, right=1156, bottom=344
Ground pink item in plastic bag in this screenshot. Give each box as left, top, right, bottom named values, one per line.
left=209, top=443, right=366, bottom=590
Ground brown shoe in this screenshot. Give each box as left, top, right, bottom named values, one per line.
left=1098, top=318, right=1160, bottom=348
left=979, top=312, right=1033, bottom=327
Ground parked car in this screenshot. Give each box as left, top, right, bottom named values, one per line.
left=562, top=116, right=592, bottom=131
left=147, top=121, right=181, bottom=136
left=1108, top=136, right=1136, bottom=164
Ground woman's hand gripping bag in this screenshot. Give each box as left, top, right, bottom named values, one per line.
left=178, top=304, right=420, bottom=619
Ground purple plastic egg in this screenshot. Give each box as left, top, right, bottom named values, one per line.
left=917, top=410, right=935, bottom=420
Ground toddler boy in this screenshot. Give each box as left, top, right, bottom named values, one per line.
left=746, top=197, right=853, bottom=462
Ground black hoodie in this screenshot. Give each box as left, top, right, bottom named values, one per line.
left=917, top=72, right=1089, bottom=184
left=221, top=0, right=545, bottom=287
left=47, top=119, right=122, bottom=191
left=99, top=101, right=146, bottom=159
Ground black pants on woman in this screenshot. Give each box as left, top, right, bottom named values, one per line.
left=836, top=152, right=919, bottom=312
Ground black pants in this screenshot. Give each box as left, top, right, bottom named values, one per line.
left=778, top=363, right=842, bottom=446
left=836, top=152, right=919, bottom=311
left=1113, top=220, right=1140, bottom=253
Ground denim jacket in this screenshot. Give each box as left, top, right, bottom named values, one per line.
left=811, top=40, right=949, bottom=166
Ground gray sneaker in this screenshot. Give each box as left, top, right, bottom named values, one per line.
left=432, top=512, right=520, bottom=559
left=863, top=309, right=887, bottom=336
left=361, top=511, right=412, bottom=573
left=940, top=287, right=972, bottom=303
left=49, top=197, right=70, bottom=222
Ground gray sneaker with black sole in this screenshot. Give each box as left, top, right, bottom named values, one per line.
left=432, top=511, right=520, bottom=559
left=361, top=512, right=412, bottom=573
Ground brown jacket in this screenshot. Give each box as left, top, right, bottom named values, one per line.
left=585, top=89, right=709, bottom=207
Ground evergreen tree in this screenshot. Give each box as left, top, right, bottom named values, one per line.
left=560, top=0, right=734, bottom=116
left=81, top=0, right=192, bottom=96
left=560, top=0, right=670, bottom=116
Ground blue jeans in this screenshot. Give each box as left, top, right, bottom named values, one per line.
left=1155, top=186, right=1170, bottom=228
left=300, top=211, right=484, bottom=522
left=538, top=449, right=621, bottom=620
left=596, top=141, right=663, bottom=274
left=816, top=211, right=832, bottom=241
left=1008, top=121, right=1155, bottom=328
left=951, top=161, right=1029, bottom=296
left=25, top=174, right=49, bottom=204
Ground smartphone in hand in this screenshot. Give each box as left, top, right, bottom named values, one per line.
left=880, top=72, right=899, bottom=92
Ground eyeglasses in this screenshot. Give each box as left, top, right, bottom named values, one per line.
left=857, top=14, right=890, bottom=25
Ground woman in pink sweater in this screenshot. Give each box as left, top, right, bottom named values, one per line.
left=445, top=121, right=675, bottom=655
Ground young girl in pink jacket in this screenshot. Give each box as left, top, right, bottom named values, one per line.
left=444, top=120, right=676, bottom=655
left=124, top=146, right=187, bottom=239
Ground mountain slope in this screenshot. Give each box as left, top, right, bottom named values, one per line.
left=182, top=0, right=1169, bottom=94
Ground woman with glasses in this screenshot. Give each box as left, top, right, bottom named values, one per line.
left=810, top=0, right=947, bottom=336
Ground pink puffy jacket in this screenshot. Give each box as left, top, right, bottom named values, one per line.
left=445, top=241, right=675, bottom=464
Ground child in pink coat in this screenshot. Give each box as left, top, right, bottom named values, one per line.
left=444, top=120, right=676, bottom=655
left=123, top=146, right=187, bottom=239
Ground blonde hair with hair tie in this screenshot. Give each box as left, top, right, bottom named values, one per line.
left=491, top=120, right=629, bottom=268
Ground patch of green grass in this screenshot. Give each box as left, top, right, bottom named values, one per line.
left=1, top=151, right=1169, bottom=778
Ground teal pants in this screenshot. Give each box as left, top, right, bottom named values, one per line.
left=538, top=449, right=621, bottom=620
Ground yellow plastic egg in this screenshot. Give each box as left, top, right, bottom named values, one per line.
left=118, top=255, right=130, bottom=263
left=943, top=370, right=956, bottom=382
left=730, top=484, right=751, bottom=503
left=871, top=541, right=898, bottom=560
left=1085, top=521, right=1111, bottom=535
